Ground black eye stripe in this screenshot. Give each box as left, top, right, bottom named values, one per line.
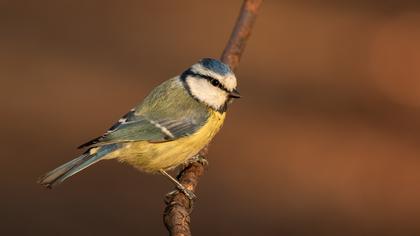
left=205, top=77, right=227, bottom=91
left=184, top=71, right=230, bottom=93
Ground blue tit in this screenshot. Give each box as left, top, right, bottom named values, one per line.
left=38, top=58, right=240, bottom=199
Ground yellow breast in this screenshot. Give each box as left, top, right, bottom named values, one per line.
left=109, top=110, right=226, bottom=172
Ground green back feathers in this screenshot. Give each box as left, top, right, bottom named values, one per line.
left=136, top=77, right=210, bottom=131
left=79, top=77, right=211, bottom=148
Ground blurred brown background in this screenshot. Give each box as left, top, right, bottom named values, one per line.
left=2, top=0, right=420, bottom=235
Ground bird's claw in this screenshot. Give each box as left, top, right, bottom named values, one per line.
left=188, top=155, right=208, bottom=166
left=165, top=187, right=197, bottom=201
left=177, top=185, right=197, bottom=200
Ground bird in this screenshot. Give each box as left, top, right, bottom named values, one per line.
left=38, top=58, right=240, bottom=199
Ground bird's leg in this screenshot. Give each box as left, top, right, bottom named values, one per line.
left=160, top=169, right=196, bottom=200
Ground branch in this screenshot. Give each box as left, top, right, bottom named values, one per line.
left=221, top=0, right=263, bottom=71
left=163, top=1, right=263, bottom=235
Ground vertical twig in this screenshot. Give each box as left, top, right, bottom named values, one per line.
left=163, top=1, right=263, bottom=235
left=221, top=0, right=263, bottom=71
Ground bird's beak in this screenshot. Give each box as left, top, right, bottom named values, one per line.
left=229, top=89, right=241, bottom=99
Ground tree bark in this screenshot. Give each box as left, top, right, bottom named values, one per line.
left=163, top=1, right=263, bottom=235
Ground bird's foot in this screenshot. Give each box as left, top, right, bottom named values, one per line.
left=179, top=186, right=197, bottom=200
left=175, top=185, right=197, bottom=200
left=160, top=169, right=197, bottom=201
left=188, top=154, right=208, bottom=166
left=165, top=187, right=196, bottom=201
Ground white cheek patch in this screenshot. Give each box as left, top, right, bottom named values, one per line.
left=186, top=77, right=228, bottom=110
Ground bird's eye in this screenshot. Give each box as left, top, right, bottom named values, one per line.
left=210, top=79, right=220, bottom=87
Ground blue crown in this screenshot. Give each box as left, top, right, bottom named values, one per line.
left=199, top=58, right=232, bottom=76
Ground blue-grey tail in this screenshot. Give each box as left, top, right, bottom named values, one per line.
left=38, top=144, right=119, bottom=188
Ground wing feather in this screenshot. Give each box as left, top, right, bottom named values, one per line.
left=78, top=78, right=210, bottom=149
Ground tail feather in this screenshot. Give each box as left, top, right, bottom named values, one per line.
left=38, top=153, right=101, bottom=188
left=38, top=144, right=120, bottom=188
